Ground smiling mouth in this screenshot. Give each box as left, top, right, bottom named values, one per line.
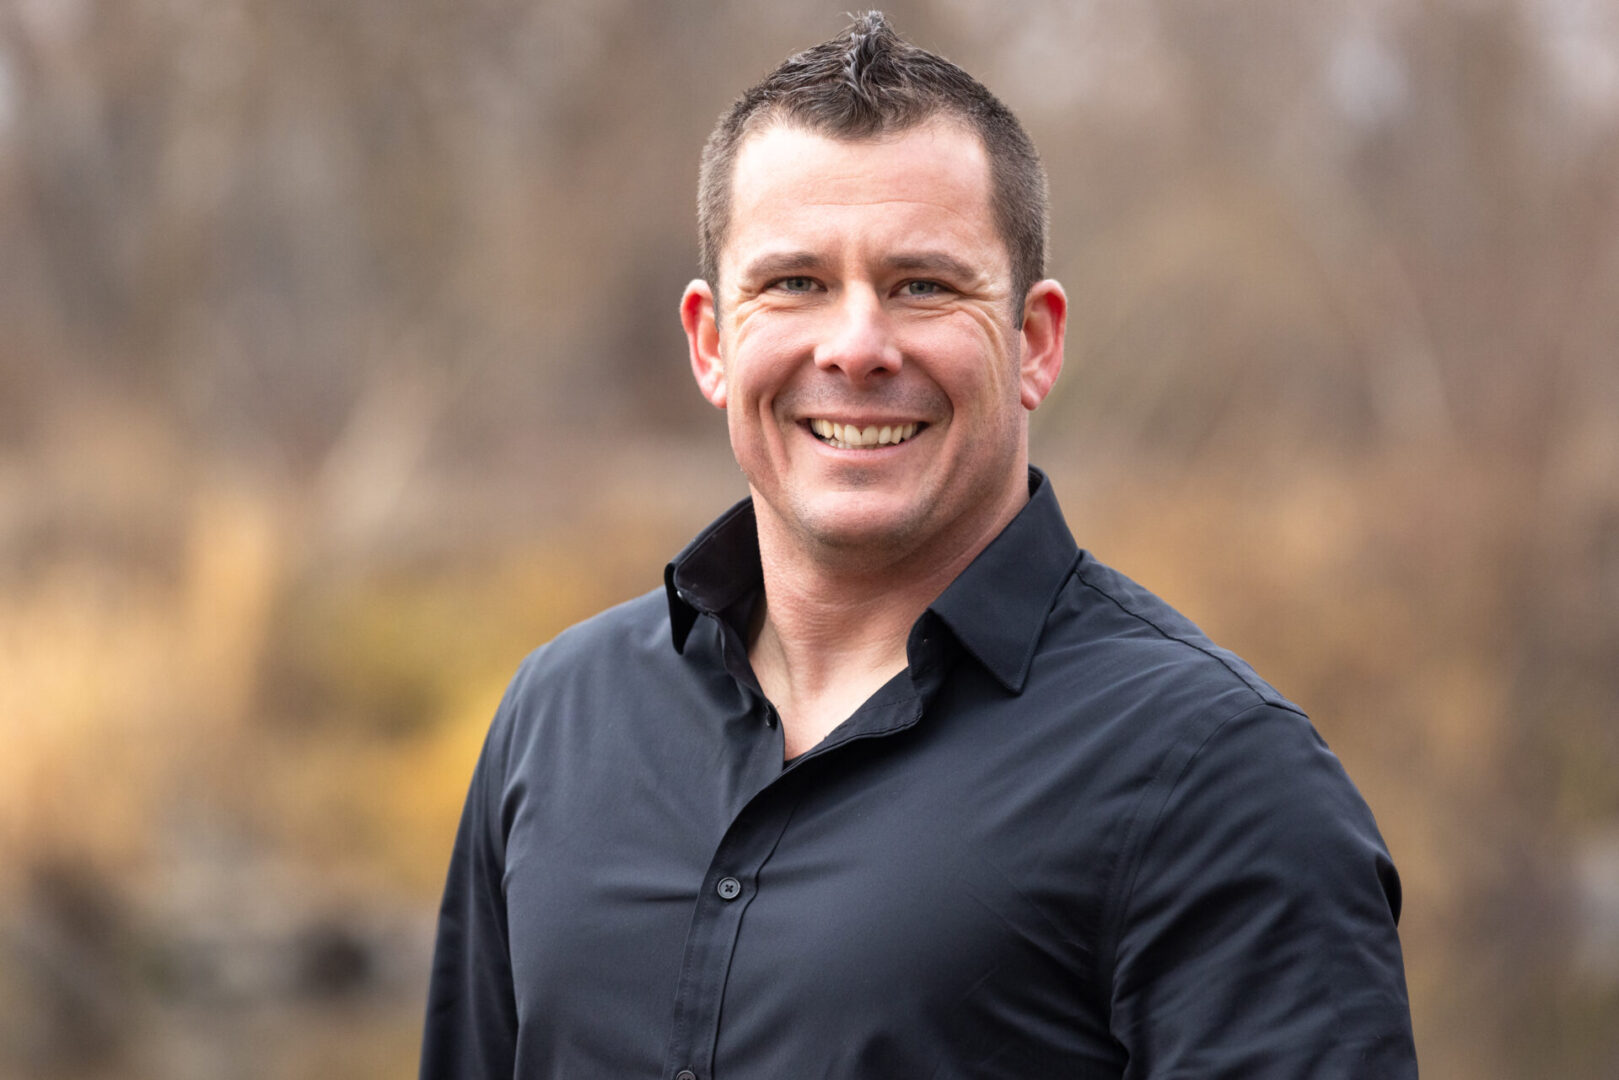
left=808, top=419, right=924, bottom=450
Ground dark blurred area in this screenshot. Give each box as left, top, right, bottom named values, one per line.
left=1, top=1, right=1616, bottom=1076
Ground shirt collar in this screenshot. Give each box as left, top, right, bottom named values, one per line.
left=665, top=468, right=1079, bottom=693
left=665, top=496, right=762, bottom=654
left=925, top=467, right=1080, bottom=693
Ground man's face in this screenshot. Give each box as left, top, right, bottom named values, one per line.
left=683, top=119, right=1063, bottom=568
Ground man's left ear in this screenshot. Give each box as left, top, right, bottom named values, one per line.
left=1018, top=279, right=1067, bottom=411
left=681, top=279, right=727, bottom=409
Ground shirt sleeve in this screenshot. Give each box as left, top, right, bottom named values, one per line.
left=419, top=697, right=520, bottom=1080
left=1107, top=701, right=1417, bottom=1078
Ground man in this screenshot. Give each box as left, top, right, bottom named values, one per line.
left=421, top=13, right=1417, bottom=1079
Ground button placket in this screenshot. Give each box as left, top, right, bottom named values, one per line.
left=660, top=790, right=797, bottom=1080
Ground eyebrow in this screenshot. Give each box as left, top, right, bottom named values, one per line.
left=738, top=251, right=823, bottom=283
left=883, top=253, right=982, bottom=283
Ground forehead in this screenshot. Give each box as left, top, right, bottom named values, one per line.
left=721, top=119, right=1004, bottom=277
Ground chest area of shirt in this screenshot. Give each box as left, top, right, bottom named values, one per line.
left=499, top=694, right=1125, bottom=1076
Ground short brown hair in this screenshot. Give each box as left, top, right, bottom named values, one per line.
left=696, top=11, right=1049, bottom=311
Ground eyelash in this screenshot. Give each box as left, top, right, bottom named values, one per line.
left=766, top=278, right=948, bottom=297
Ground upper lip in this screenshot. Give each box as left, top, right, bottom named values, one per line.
left=802, top=416, right=925, bottom=426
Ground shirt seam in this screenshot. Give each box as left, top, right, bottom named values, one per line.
left=1096, top=697, right=1276, bottom=1008
left=1074, top=567, right=1304, bottom=714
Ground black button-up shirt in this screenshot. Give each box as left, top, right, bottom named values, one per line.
left=420, top=469, right=1416, bottom=1078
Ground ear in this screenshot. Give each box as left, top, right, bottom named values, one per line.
left=1017, top=279, right=1067, bottom=411
left=681, top=279, right=727, bottom=409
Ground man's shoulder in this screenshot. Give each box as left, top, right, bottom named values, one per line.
left=505, top=586, right=675, bottom=696
left=1052, top=552, right=1301, bottom=719
left=473, top=585, right=689, bottom=765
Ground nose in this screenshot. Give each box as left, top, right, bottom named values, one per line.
left=813, top=287, right=902, bottom=383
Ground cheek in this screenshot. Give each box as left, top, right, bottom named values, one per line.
left=725, top=325, right=806, bottom=400
left=723, top=379, right=788, bottom=453
left=731, top=307, right=814, bottom=356
left=905, top=319, right=1016, bottom=401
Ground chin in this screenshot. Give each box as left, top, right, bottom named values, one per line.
left=791, top=496, right=932, bottom=557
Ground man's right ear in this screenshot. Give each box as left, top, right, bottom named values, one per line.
left=681, top=280, right=726, bottom=409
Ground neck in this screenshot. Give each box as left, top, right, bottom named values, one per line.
left=746, top=478, right=1029, bottom=757
left=750, top=542, right=947, bottom=694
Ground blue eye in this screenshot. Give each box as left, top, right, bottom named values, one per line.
left=903, top=280, right=943, bottom=296
left=777, top=277, right=816, bottom=292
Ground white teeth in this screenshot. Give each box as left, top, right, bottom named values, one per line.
left=809, top=419, right=921, bottom=449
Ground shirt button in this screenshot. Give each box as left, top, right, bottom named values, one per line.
left=676, top=1071, right=698, bottom=1080
left=716, top=876, right=742, bottom=901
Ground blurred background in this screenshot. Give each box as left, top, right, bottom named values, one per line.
left=1, top=0, right=1616, bottom=1076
